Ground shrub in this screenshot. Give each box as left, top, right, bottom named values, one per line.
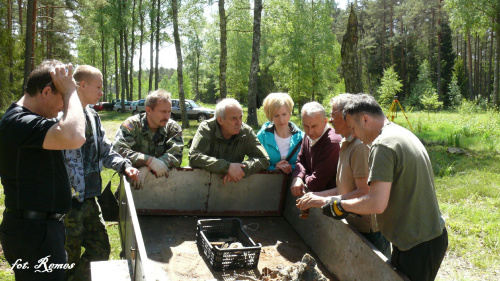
left=377, top=66, right=403, bottom=107
left=420, top=90, right=443, bottom=114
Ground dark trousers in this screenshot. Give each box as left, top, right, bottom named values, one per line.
left=391, top=227, right=448, bottom=281
left=0, top=212, right=68, bottom=281
left=362, top=231, right=391, bottom=259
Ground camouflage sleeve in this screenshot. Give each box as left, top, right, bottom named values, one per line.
left=157, top=121, right=184, bottom=168
left=241, top=128, right=270, bottom=177
left=98, top=117, right=131, bottom=172
left=188, top=122, right=231, bottom=174
left=112, top=120, right=151, bottom=168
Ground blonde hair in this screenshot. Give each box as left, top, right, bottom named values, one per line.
left=262, top=93, right=294, bottom=121
left=73, top=65, right=102, bottom=83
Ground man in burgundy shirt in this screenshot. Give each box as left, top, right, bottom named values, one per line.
left=291, top=102, right=342, bottom=196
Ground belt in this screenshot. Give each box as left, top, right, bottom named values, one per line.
left=5, top=208, right=66, bottom=221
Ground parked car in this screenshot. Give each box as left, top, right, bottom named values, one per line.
left=103, top=99, right=124, bottom=111
left=129, top=101, right=138, bottom=114
left=113, top=101, right=131, bottom=113
left=92, top=102, right=104, bottom=112
left=171, top=99, right=214, bottom=122
left=102, top=102, right=114, bottom=111
left=132, top=99, right=146, bottom=115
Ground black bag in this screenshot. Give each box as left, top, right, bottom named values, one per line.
left=98, top=172, right=119, bottom=222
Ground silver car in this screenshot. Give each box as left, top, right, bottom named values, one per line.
left=132, top=99, right=146, bottom=115
left=171, top=99, right=215, bottom=122
left=113, top=101, right=131, bottom=113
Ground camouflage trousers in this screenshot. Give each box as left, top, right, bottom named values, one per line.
left=64, top=197, right=110, bottom=281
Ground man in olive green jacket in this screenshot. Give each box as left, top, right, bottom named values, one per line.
left=189, top=98, right=269, bottom=184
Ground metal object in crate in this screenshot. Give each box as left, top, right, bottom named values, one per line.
left=196, top=218, right=261, bottom=271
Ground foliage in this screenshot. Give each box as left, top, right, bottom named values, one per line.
left=0, top=3, right=23, bottom=109
left=160, top=71, right=193, bottom=100
left=226, top=0, right=253, bottom=103
left=420, top=90, right=443, bottom=114
left=263, top=0, right=341, bottom=106
left=448, top=74, right=463, bottom=108
left=408, top=60, right=436, bottom=109
left=452, top=58, right=469, bottom=101
left=439, top=21, right=457, bottom=108
left=377, top=66, right=403, bottom=107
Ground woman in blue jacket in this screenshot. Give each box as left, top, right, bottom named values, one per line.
left=257, top=93, right=304, bottom=173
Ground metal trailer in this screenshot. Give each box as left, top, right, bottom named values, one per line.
left=92, top=168, right=408, bottom=281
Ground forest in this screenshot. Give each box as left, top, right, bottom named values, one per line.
left=0, top=0, right=499, bottom=126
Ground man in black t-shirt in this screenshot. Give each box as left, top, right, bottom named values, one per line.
left=0, top=60, right=86, bottom=281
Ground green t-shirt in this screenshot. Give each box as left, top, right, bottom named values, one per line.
left=368, top=122, right=445, bottom=251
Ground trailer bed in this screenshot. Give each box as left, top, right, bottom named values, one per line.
left=139, top=216, right=337, bottom=281
left=114, top=170, right=406, bottom=281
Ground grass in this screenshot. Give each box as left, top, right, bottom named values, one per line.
left=1, top=108, right=499, bottom=280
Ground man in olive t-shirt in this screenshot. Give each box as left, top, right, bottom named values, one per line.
left=296, top=94, right=390, bottom=258
left=321, top=94, right=448, bottom=281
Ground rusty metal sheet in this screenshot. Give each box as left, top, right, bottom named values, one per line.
left=132, top=168, right=210, bottom=213
left=283, top=189, right=408, bottom=281
left=207, top=172, right=285, bottom=215
left=117, top=176, right=165, bottom=281
left=131, top=168, right=287, bottom=216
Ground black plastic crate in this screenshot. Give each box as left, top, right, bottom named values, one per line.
left=197, top=218, right=261, bottom=271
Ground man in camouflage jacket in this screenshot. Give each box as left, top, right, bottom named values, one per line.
left=113, top=90, right=183, bottom=189
left=189, top=98, right=269, bottom=184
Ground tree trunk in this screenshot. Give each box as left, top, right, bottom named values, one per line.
left=430, top=8, right=435, bottom=71
left=389, top=0, right=394, bottom=66
left=172, top=0, right=189, bottom=129
left=7, top=0, right=13, bottom=97
left=311, top=0, right=316, bottom=101
left=41, top=7, right=45, bottom=58
left=138, top=0, right=144, bottom=99
left=400, top=16, right=406, bottom=99
left=23, top=0, right=36, bottom=93
left=474, top=34, right=479, bottom=99
left=149, top=0, right=155, bottom=93
left=18, top=0, right=23, bottom=35
left=478, top=36, right=483, bottom=98
left=487, top=20, right=493, bottom=102
left=247, top=0, right=262, bottom=127
left=129, top=0, right=137, bottom=101
left=467, top=31, right=473, bottom=100
left=195, top=34, right=201, bottom=102
left=120, top=28, right=126, bottom=111
left=124, top=27, right=130, bottom=100
left=114, top=38, right=120, bottom=100
left=219, top=0, right=227, bottom=99
left=437, top=0, right=442, bottom=99
left=341, top=5, right=363, bottom=94
left=49, top=7, right=54, bottom=57
left=494, top=18, right=499, bottom=107
left=155, top=0, right=160, bottom=90
left=382, top=0, right=386, bottom=70
left=100, top=17, right=107, bottom=100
